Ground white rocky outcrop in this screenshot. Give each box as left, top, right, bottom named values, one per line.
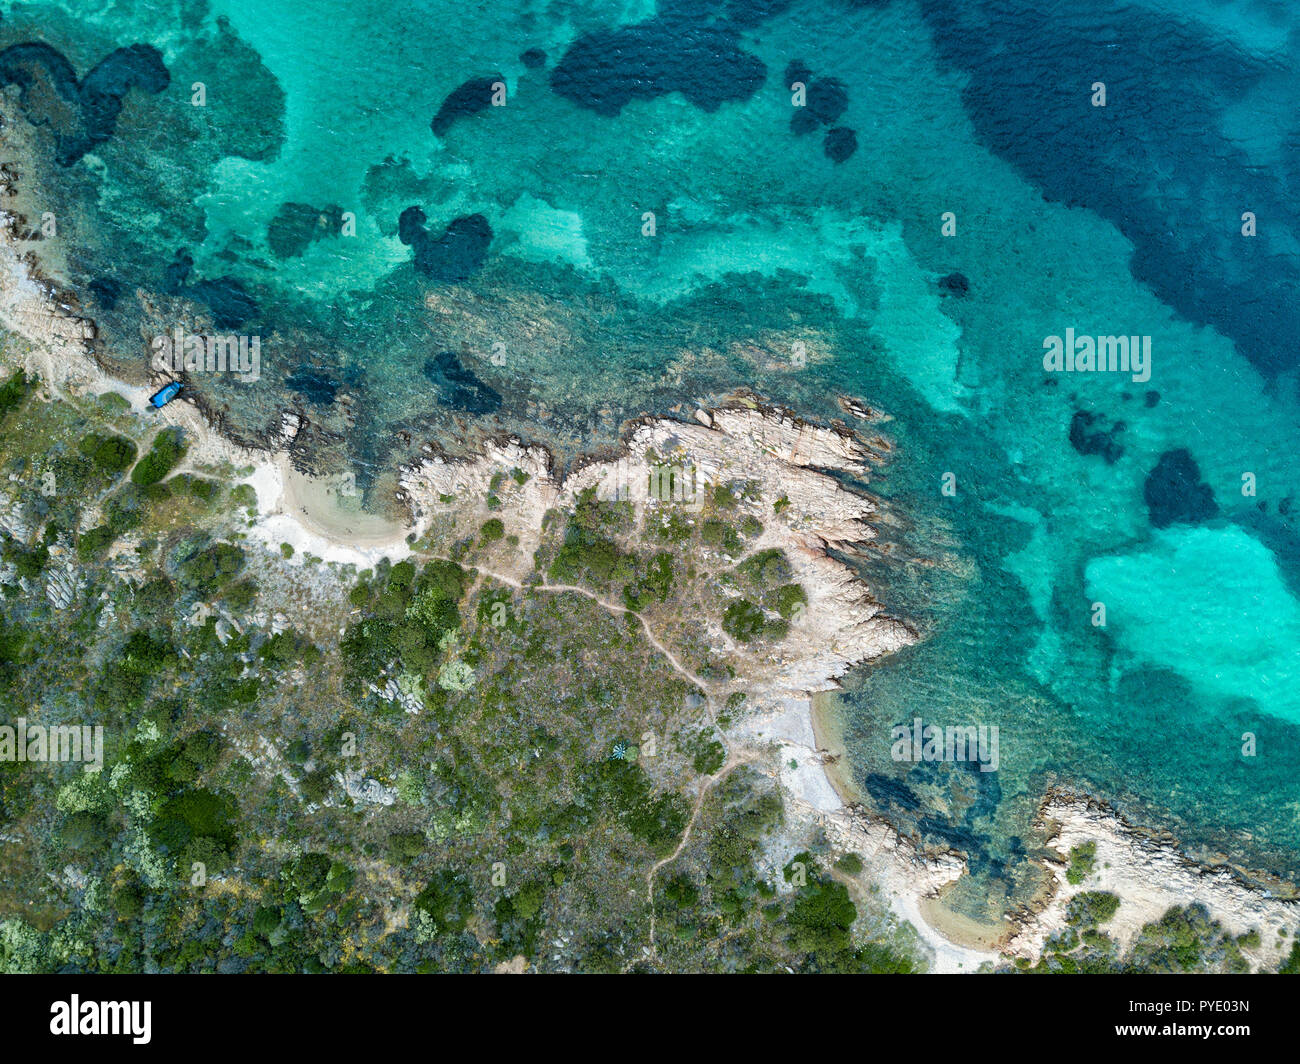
left=1002, top=792, right=1300, bottom=970
left=44, top=562, right=81, bottom=609
left=399, top=399, right=916, bottom=695
left=335, top=768, right=398, bottom=807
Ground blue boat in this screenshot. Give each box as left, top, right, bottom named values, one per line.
left=149, top=381, right=182, bottom=408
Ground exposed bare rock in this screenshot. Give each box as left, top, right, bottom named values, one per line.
left=44, top=561, right=83, bottom=609
left=0, top=488, right=31, bottom=541
left=368, top=675, right=425, bottom=716
left=334, top=768, right=398, bottom=806
left=399, top=399, right=918, bottom=715
left=277, top=411, right=305, bottom=444
left=1001, top=790, right=1300, bottom=970
left=224, top=732, right=303, bottom=800
left=0, top=212, right=100, bottom=388
left=96, top=592, right=116, bottom=628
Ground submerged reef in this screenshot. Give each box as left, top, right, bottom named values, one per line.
left=551, top=17, right=765, bottom=117
left=0, top=41, right=169, bottom=165
left=1143, top=448, right=1218, bottom=529
left=431, top=74, right=504, bottom=137
left=398, top=208, right=493, bottom=282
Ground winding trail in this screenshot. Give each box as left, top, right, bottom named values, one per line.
left=463, top=563, right=717, bottom=719
left=450, top=556, right=743, bottom=967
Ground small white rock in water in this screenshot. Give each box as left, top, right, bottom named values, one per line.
left=278, top=411, right=304, bottom=443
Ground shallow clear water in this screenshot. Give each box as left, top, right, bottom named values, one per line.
left=5, top=0, right=1300, bottom=915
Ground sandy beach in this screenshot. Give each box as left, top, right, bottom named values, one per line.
left=243, top=453, right=414, bottom=570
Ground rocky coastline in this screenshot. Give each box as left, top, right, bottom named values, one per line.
left=2, top=134, right=1297, bottom=973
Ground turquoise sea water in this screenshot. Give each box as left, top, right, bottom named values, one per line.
left=4, top=0, right=1300, bottom=920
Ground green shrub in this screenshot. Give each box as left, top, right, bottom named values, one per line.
left=77, top=525, right=116, bottom=561
left=1066, top=842, right=1097, bottom=885
left=111, top=881, right=144, bottom=921
left=131, top=428, right=187, bottom=486
left=738, top=549, right=793, bottom=588
left=0, top=370, right=33, bottom=424
left=119, top=630, right=176, bottom=675
left=150, top=788, right=238, bottom=856
left=835, top=853, right=864, bottom=875
left=723, top=599, right=766, bottom=642
left=701, top=519, right=742, bottom=554
left=178, top=542, right=246, bottom=590
left=1066, top=890, right=1120, bottom=926
left=414, top=869, right=473, bottom=935
left=77, top=432, right=137, bottom=476
left=773, top=583, right=807, bottom=618
left=386, top=831, right=425, bottom=864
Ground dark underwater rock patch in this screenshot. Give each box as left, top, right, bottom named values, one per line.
left=917, top=0, right=1300, bottom=379
left=725, top=0, right=794, bottom=27
left=177, top=17, right=286, bottom=164
left=864, top=772, right=921, bottom=811
left=267, top=202, right=345, bottom=259
left=784, top=59, right=812, bottom=86
left=1069, top=409, right=1124, bottom=465
left=398, top=208, right=492, bottom=282
left=550, top=17, right=765, bottom=117
left=938, top=271, right=969, bottom=296
left=0, top=41, right=169, bottom=165
left=186, top=280, right=258, bottom=330
left=520, top=48, right=547, bottom=70
left=790, top=76, right=848, bottom=135
left=285, top=367, right=339, bottom=406
left=823, top=125, right=857, bottom=162
left=422, top=351, right=501, bottom=414
left=431, top=74, right=504, bottom=137
left=88, top=277, right=122, bottom=311
left=163, top=249, right=259, bottom=329
left=1144, top=448, right=1218, bottom=528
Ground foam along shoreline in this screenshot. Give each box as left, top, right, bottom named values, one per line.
left=3, top=169, right=1297, bottom=973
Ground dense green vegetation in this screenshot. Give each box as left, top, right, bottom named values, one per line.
left=78, top=431, right=137, bottom=476
left=1065, top=841, right=1097, bottom=885
left=131, top=428, right=188, bottom=487
left=0, top=369, right=32, bottom=426
left=0, top=401, right=921, bottom=974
